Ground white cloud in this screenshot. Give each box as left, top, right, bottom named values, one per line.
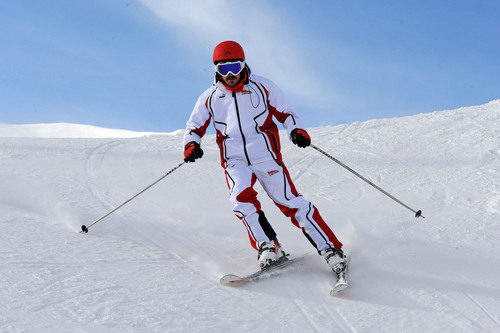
left=139, top=0, right=334, bottom=108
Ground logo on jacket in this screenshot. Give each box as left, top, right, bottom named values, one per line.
left=267, top=170, right=279, bottom=176
left=241, top=90, right=252, bottom=95
left=219, top=93, right=226, bottom=98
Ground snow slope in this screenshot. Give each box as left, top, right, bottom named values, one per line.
left=0, top=122, right=180, bottom=138
left=0, top=100, right=499, bottom=332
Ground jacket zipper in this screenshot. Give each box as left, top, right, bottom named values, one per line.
left=232, top=91, right=251, bottom=165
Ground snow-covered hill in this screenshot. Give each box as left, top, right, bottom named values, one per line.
left=1, top=100, right=498, bottom=332
left=0, top=122, right=181, bottom=138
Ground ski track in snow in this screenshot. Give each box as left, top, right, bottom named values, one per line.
left=1, top=100, right=499, bottom=332
left=464, top=293, right=500, bottom=328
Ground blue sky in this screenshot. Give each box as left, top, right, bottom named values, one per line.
left=1, top=0, right=499, bottom=132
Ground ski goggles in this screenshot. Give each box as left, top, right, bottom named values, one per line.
left=214, top=60, right=245, bottom=76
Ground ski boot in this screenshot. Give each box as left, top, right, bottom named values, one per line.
left=258, top=239, right=287, bottom=269
left=321, top=247, right=346, bottom=274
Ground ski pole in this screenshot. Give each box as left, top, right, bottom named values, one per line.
left=81, top=161, right=185, bottom=233
left=310, top=144, right=424, bottom=218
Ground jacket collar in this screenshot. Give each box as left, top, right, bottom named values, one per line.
left=216, top=71, right=248, bottom=92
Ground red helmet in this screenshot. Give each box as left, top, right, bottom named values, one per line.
left=213, top=41, right=245, bottom=64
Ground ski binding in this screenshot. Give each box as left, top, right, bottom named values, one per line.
left=330, top=255, right=350, bottom=296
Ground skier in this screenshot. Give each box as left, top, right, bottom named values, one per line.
left=183, top=41, right=346, bottom=274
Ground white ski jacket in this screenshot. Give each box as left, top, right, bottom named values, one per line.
left=184, top=74, right=304, bottom=167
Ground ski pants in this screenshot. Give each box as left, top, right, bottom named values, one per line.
left=224, top=159, right=342, bottom=252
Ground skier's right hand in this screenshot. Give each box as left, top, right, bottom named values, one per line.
left=184, top=142, right=204, bottom=162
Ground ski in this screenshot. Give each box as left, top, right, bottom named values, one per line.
left=220, top=252, right=311, bottom=286
left=330, top=255, right=351, bottom=296
left=220, top=252, right=351, bottom=295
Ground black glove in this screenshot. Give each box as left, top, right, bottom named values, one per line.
left=184, top=142, right=204, bottom=162
left=291, top=129, right=311, bottom=148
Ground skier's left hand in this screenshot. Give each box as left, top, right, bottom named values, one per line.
left=291, top=129, right=311, bottom=148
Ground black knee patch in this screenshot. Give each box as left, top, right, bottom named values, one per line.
left=258, top=210, right=277, bottom=241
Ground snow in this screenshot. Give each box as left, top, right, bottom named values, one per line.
left=1, top=100, right=499, bottom=332
left=0, top=122, right=181, bottom=138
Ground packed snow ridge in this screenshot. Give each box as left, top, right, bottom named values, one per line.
left=0, top=100, right=498, bottom=332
